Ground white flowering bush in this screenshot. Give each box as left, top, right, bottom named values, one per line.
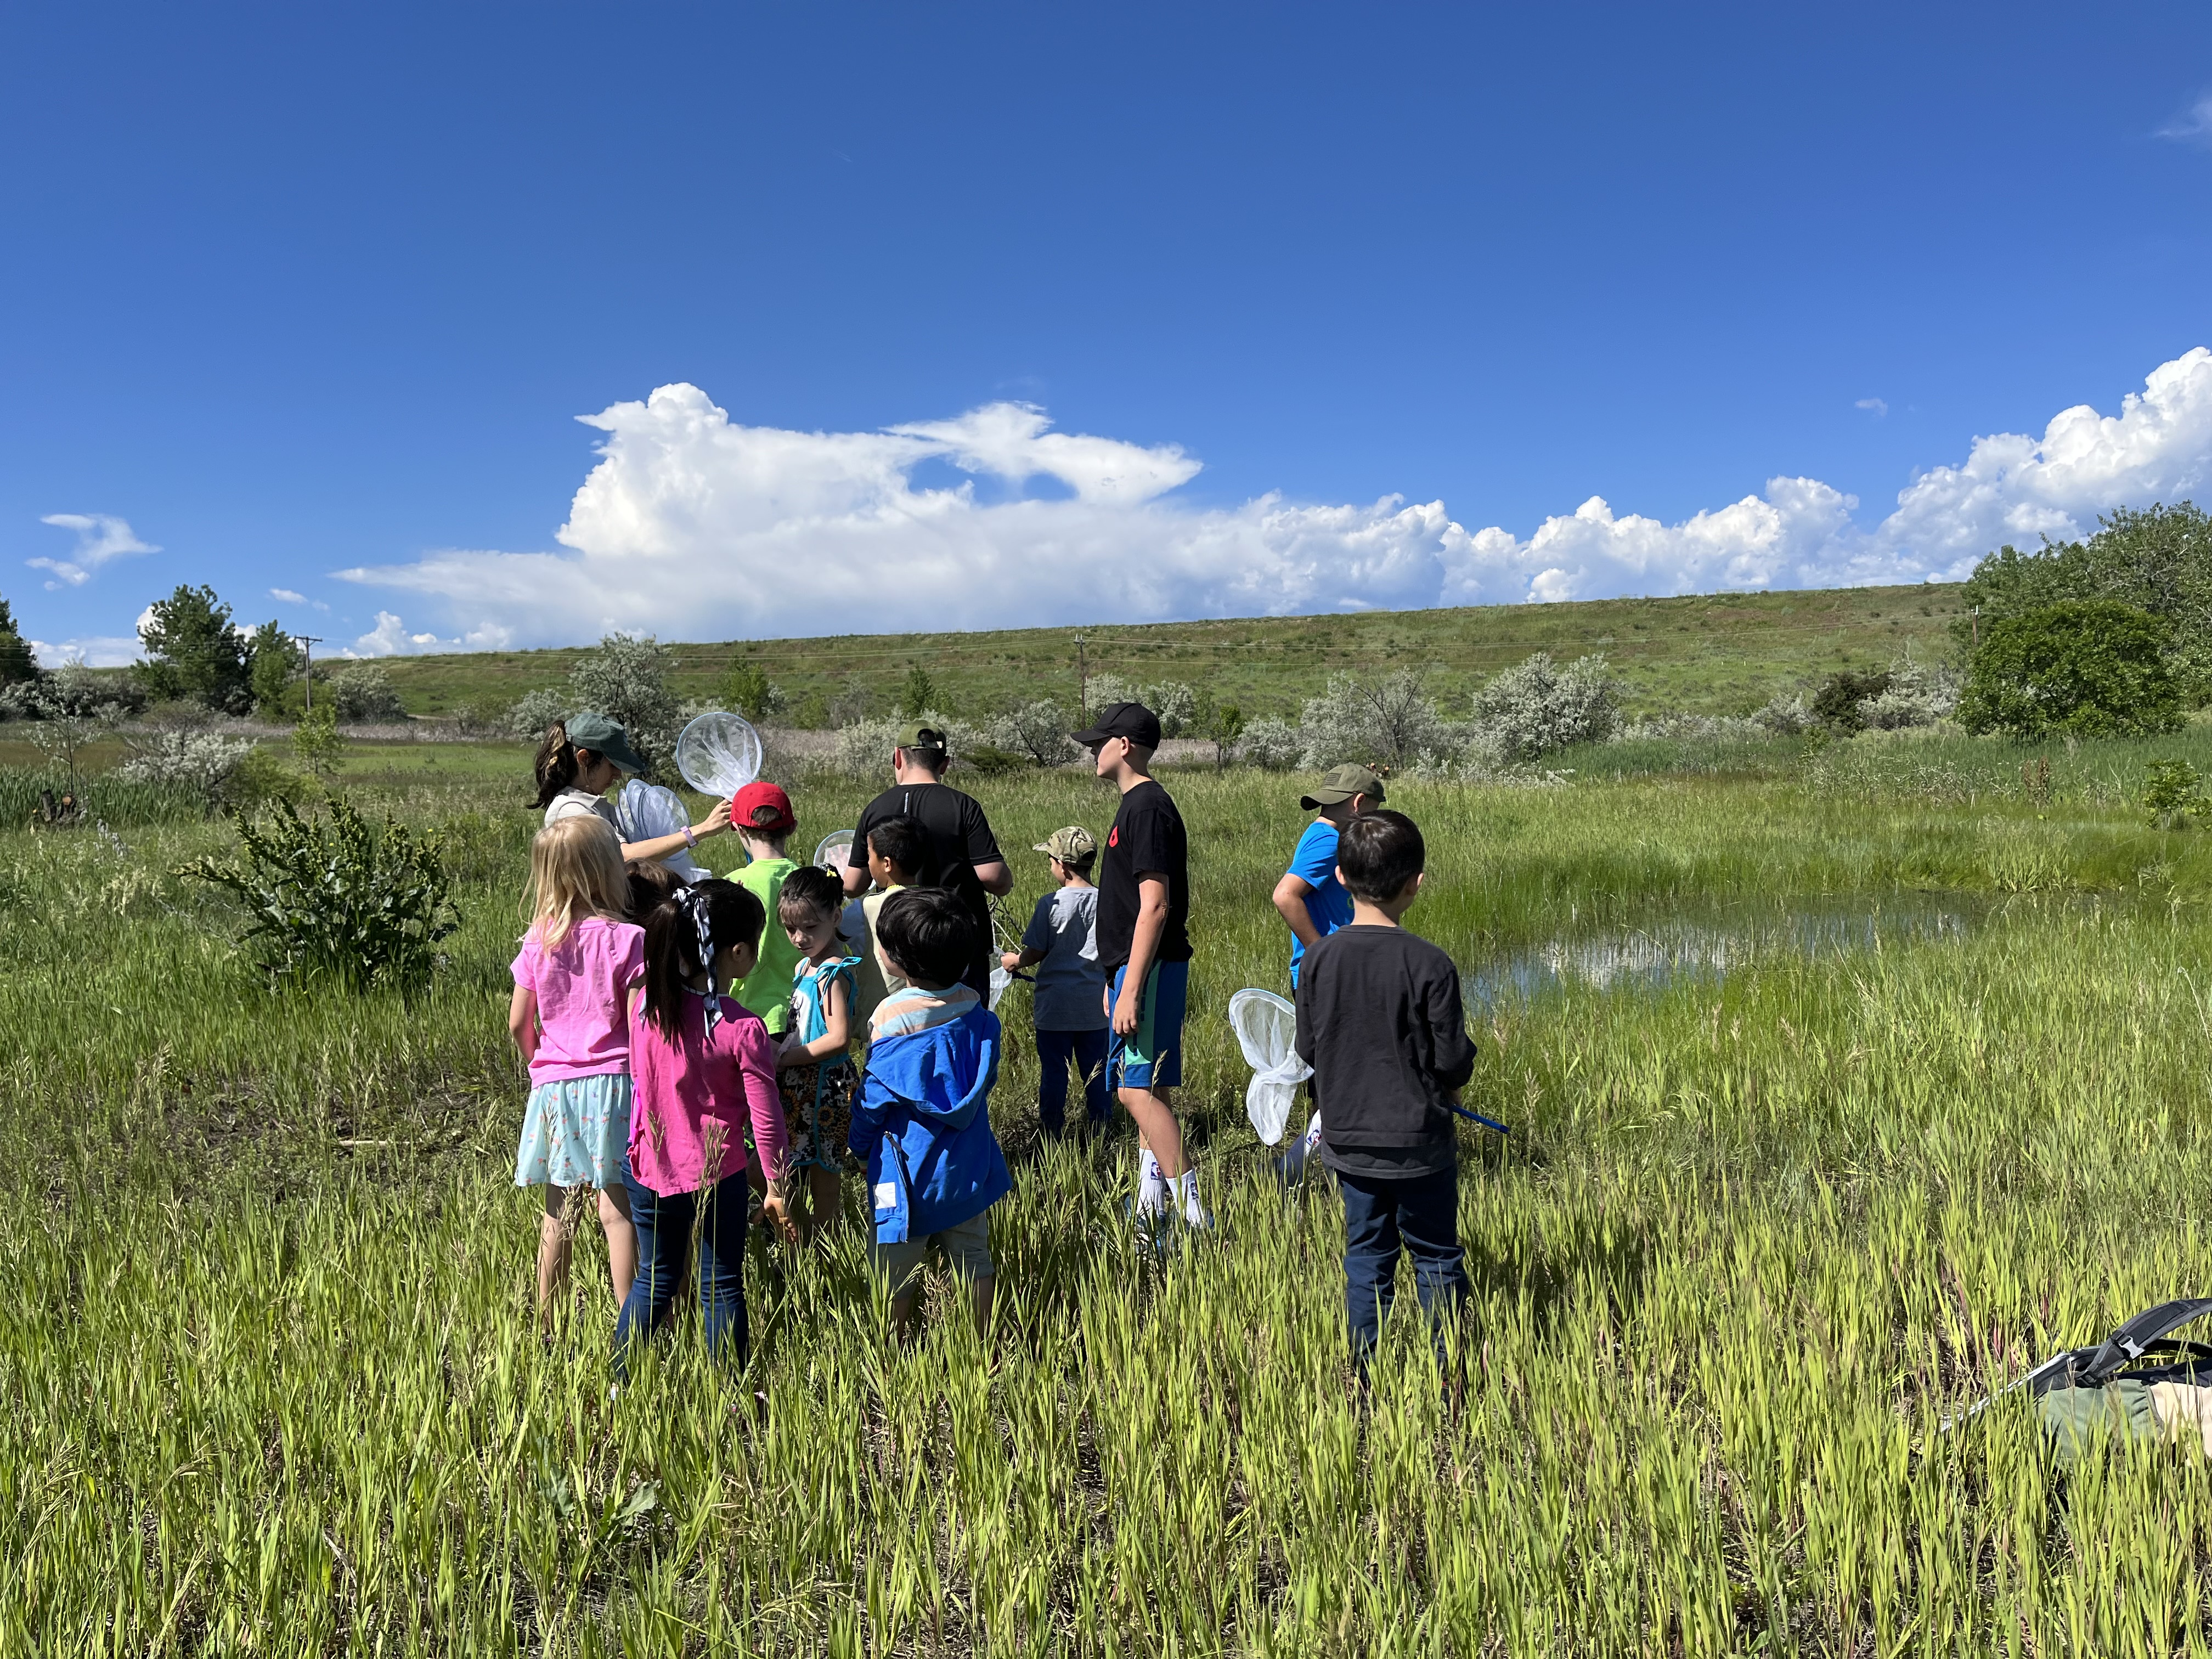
left=1751, top=693, right=1816, bottom=736
left=1297, top=672, right=1456, bottom=770
left=116, top=729, right=257, bottom=804
left=329, top=664, right=408, bottom=724
left=1467, top=653, right=1620, bottom=764
left=1855, top=657, right=1961, bottom=730
left=1237, top=716, right=1304, bottom=770
left=504, top=687, right=571, bottom=740
left=1616, top=712, right=1769, bottom=741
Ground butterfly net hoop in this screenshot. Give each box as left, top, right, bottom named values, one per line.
left=617, top=781, right=707, bottom=882
left=1228, top=988, right=1311, bottom=1146
left=674, top=713, right=763, bottom=798
left=814, top=830, right=855, bottom=874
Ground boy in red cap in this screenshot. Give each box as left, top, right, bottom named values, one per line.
left=730, top=782, right=802, bottom=1039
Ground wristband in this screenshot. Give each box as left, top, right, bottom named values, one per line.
left=682, top=826, right=698, bottom=848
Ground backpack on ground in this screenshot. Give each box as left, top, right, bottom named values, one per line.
left=1949, top=1299, right=2212, bottom=1466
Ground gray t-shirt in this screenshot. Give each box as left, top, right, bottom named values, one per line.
left=1021, top=886, right=1108, bottom=1031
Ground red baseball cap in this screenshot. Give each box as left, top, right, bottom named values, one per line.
left=731, top=781, right=796, bottom=836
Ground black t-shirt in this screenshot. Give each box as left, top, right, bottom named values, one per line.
left=848, top=782, right=1003, bottom=995
left=1293, top=925, right=1477, bottom=1179
left=1095, top=779, right=1192, bottom=973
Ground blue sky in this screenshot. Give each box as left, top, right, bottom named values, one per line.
left=7, top=2, right=2212, bottom=659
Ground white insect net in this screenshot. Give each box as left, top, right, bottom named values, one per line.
left=1227, top=988, right=1312, bottom=1146
left=617, top=781, right=708, bottom=882
left=674, top=712, right=763, bottom=798
left=813, top=830, right=854, bottom=874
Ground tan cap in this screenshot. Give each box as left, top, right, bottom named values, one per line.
left=1032, top=825, right=1097, bottom=862
left=1300, top=763, right=1387, bottom=812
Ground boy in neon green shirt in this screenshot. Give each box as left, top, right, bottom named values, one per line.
left=729, top=782, right=802, bottom=1035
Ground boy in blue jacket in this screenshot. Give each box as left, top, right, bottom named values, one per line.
left=850, top=886, right=1012, bottom=1339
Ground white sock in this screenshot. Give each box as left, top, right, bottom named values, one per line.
left=1177, top=1168, right=1204, bottom=1225
left=1136, top=1149, right=1167, bottom=1214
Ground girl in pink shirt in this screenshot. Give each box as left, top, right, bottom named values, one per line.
left=509, top=816, right=644, bottom=1332
left=617, top=878, right=795, bottom=1372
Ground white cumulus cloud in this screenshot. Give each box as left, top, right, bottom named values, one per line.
left=29, top=513, right=160, bottom=589
left=28, top=634, right=143, bottom=669
left=1856, top=397, right=1888, bottom=417
left=337, top=349, right=2212, bottom=641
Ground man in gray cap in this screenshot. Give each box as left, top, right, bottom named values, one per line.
left=1271, top=763, right=1386, bottom=989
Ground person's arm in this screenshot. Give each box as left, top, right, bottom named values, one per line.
left=507, top=984, right=539, bottom=1064
left=1008, top=900, right=1051, bottom=972
left=1272, top=872, right=1324, bottom=952
left=1004, top=946, right=1046, bottom=971
left=734, top=1023, right=797, bottom=1238
left=621, top=797, right=732, bottom=866
left=1425, top=949, right=1477, bottom=1093
left=964, top=799, right=1012, bottom=895
left=1111, top=874, right=1170, bottom=1037
left=848, top=1054, right=894, bottom=1161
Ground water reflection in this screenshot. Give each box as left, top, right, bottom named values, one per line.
left=1463, top=897, right=1981, bottom=1011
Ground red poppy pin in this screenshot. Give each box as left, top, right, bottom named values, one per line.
left=1108, top=826, right=1119, bottom=847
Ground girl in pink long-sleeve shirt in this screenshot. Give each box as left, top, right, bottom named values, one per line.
left=616, top=878, right=795, bottom=1374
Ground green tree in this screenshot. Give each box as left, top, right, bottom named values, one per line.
left=723, top=659, right=783, bottom=721
left=0, top=597, right=39, bottom=686
left=246, top=622, right=302, bottom=718
left=292, top=703, right=345, bottom=781
left=897, top=663, right=940, bottom=720
left=1193, top=693, right=1246, bottom=771
left=1955, top=503, right=2212, bottom=703
left=138, top=584, right=251, bottom=712
left=1956, top=599, right=2182, bottom=739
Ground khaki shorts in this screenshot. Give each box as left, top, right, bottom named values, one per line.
left=871, top=1210, right=994, bottom=1301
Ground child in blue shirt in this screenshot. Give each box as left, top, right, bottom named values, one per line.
left=850, top=886, right=1012, bottom=1340
left=1001, top=825, right=1110, bottom=1138
left=1270, top=764, right=1387, bottom=988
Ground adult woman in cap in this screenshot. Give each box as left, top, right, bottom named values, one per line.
left=532, top=712, right=732, bottom=865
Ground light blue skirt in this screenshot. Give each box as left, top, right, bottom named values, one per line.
left=515, top=1073, right=633, bottom=1189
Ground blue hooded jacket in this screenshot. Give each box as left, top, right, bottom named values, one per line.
left=849, top=989, right=1012, bottom=1243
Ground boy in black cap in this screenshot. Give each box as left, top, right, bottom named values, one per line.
left=1071, top=700, right=1204, bottom=1228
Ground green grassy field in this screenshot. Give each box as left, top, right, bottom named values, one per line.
left=366, top=583, right=1968, bottom=723
left=7, top=729, right=2212, bottom=1654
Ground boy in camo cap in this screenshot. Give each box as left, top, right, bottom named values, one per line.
left=1001, top=826, right=1111, bottom=1137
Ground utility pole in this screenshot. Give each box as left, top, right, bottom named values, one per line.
left=1968, top=607, right=1978, bottom=651
left=1075, top=633, right=1087, bottom=719
left=296, top=636, right=323, bottom=712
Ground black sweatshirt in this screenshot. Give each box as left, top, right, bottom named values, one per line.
left=1293, top=923, right=1477, bottom=1178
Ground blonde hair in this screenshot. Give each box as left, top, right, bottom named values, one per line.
left=524, top=815, right=628, bottom=949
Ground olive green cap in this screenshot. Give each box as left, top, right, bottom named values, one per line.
left=1299, top=763, right=1386, bottom=811
left=895, top=721, right=949, bottom=754
left=565, top=711, right=647, bottom=775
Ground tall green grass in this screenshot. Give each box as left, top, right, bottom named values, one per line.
left=4, top=759, right=2212, bottom=1652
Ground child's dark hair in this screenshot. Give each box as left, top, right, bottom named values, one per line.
left=777, top=864, right=844, bottom=926
left=1058, top=851, right=1096, bottom=879
left=532, top=721, right=580, bottom=810
left=866, top=815, right=928, bottom=881
left=640, top=878, right=766, bottom=1037
left=625, top=858, right=683, bottom=922
left=1336, top=809, right=1425, bottom=903
left=874, top=887, right=972, bottom=989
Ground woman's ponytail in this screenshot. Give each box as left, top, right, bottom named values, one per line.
left=532, top=721, right=580, bottom=810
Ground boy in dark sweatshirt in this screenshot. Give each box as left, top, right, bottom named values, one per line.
left=1293, top=809, right=1476, bottom=1368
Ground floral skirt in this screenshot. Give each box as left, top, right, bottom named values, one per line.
left=779, top=1060, right=857, bottom=1174
left=515, top=1073, right=633, bottom=1189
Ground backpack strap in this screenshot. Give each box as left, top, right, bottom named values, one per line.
left=2077, top=1299, right=2212, bottom=1387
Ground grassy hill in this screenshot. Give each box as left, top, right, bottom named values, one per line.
left=373, top=582, right=1967, bottom=723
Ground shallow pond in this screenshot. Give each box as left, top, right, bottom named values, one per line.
left=1462, top=893, right=1987, bottom=1011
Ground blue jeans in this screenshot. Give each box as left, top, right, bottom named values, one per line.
left=614, top=1156, right=751, bottom=1378
left=1036, top=1026, right=1110, bottom=1134
left=1339, top=1166, right=1469, bottom=1365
